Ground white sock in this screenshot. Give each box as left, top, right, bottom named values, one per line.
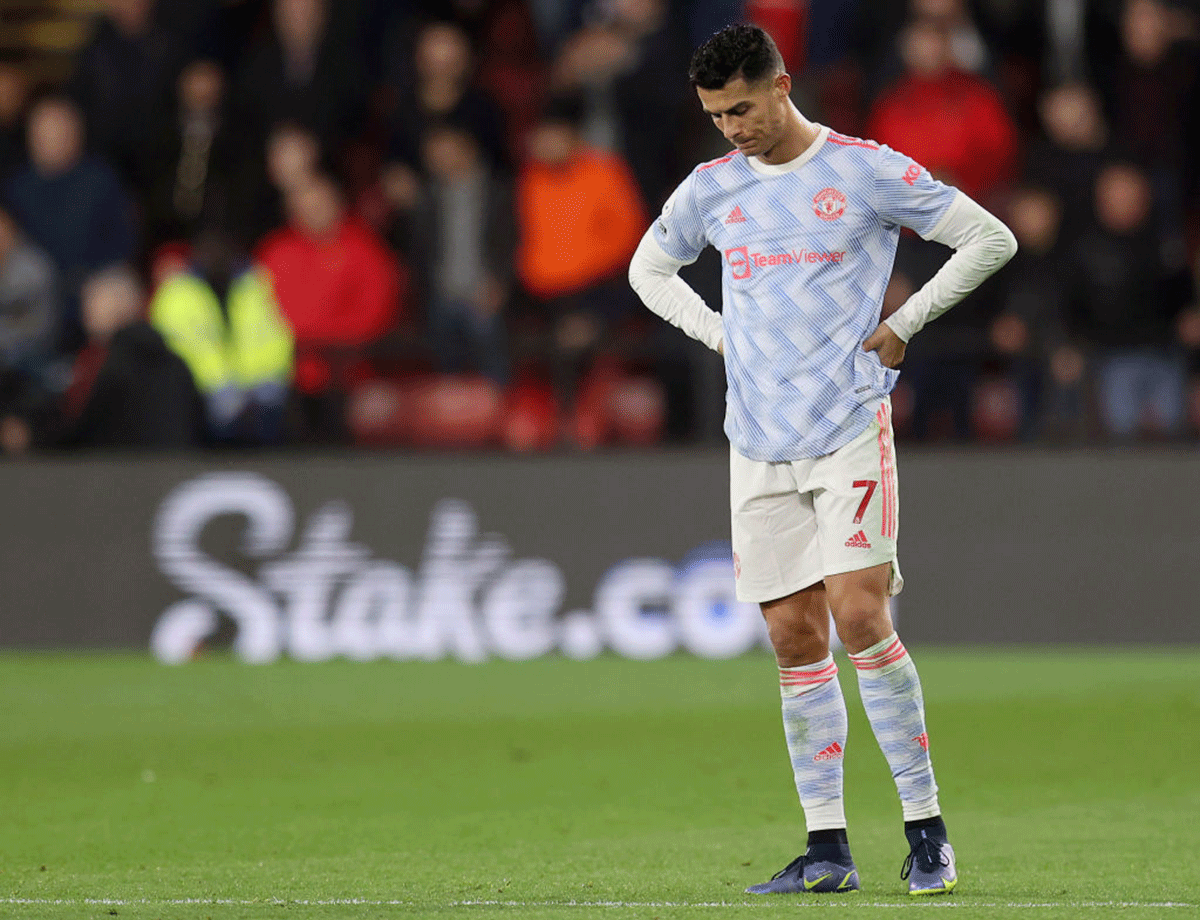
left=778, top=655, right=848, bottom=831
left=849, top=633, right=941, bottom=821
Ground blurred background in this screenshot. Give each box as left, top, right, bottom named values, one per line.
left=0, top=0, right=1195, bottom=453
left=0, top=0, right=1197, bottom=660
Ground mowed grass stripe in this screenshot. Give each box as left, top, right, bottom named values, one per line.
left=1, top=650, right=1198, bottom=920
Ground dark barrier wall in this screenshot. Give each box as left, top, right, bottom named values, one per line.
left=0, top=450, right=1197, bottom=659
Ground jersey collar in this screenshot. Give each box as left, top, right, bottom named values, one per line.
left=744, top=123, right=830, bottom=176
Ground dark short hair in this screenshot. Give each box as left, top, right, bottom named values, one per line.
left=689, top=25, right=784, bottom=90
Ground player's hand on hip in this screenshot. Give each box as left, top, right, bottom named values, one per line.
left=862, top=323, right=906, bottom=368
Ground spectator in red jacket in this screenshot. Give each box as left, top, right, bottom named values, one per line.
left=257, top=171, right=404, bottom=410
left=866, top=17, right=1017, bottom=202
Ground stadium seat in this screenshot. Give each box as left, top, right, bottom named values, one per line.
left=405, top=375, right=504, bottom=448
left=569, top=361, right=666, bottom=449
left=607, top=375, right=666, bottom=446
left=347, top=378, right=410, bottom=446
left=501, top=376, right=560, bottom=452
left=972, top=376, right=1022, bottom=442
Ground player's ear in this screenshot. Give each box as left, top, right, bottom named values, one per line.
left=774, top=72, right=791, bottom=100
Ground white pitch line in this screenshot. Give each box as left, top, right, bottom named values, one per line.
left=0, top=898, right=1196, bottom=910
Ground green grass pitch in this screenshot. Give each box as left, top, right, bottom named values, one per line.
left=1, top=649, right=1198, bottom=920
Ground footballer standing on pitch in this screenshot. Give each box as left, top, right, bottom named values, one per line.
left=628, top=25, right=1016, bottom=896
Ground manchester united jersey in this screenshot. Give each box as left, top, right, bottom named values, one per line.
left=653, top=125, right=956, bottom=461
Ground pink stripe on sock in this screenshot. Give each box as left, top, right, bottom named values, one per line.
left=780, top=661, right=838, bottom=686
left=850, top=638, right=910, bottom=669
left=850, top=638, right=903, bottom=667
left=851, top=646, right=908, bottom=671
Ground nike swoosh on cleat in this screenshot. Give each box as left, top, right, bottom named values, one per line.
left=910, top=877, right=957, bottom=896
left=804, top=873, right=832, bottom=890
left=837, top=872, right=856, bottom=890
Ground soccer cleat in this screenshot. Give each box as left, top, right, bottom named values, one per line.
left=901, top=831, right=957, bottom=895
left=746, top=849, right=860, bottom=894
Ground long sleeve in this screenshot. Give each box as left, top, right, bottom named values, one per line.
left=627, top=228, right=723, bottom=353
left=884, top=191, right=1018, bottom=343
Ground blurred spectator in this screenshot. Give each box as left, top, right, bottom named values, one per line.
left=0, top=62, right=29, bottom=178
left=889, top=232, right=1000, bottom=441
left=145, top=59, right=236, bottom=250
left=69, top=0, right=184, bottom=191
left=387, top=21, right=509, bottom=174
left=990, top=185, right=1072, bottom=438
left=853, top=0, right=996, bottom=98
left=150, top=230, right=293, bottom=444
left=414, top=123, right=513, bottom=385
left=513, top=95, right=646, bottom=426
left=59, top=266, right=205, bottom=448
left=1066, top=161, right=1193, bottom=438
left=0, top=204, right=57, bottom=377
left=550, top=0, right=689, bottom=204
left=514, top=96, right=646, bottom=346
left=232, top=120, right=325, bottom=247
left=257, top=172, right=404, bottom=436
left=4, top=97, right=135, bottom=353
left=1109, top=0, right=1198, bottom=226
left=866, top=17, right=1018, bottom=202
left=234, top=0, right=368, bottom=153
left=0, top=203, right=58, bottom=456
left=1024, top=81, right=1110, bottom=237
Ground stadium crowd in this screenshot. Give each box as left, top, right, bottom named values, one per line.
left=0, top=0, right=1197, bottom=451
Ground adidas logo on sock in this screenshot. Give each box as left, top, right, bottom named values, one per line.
left=844, top=530, right=872, bottom=549
left=813, top=742, right=844, bottom=762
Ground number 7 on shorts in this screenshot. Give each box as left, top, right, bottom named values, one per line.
left=852, top=479, right=877, bottom=524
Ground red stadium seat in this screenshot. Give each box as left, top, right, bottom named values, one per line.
left=972, top=376, right=1021, bottom=442
left=347, top=379, right=410, bottom=446
left=607, top=375, right=666, bottom=446
left=501, top=377, right=560, bottom=452
left=406, top=375, right=503, bottom=448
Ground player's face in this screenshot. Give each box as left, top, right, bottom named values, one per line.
left=697, top=73, right=791, bottom=159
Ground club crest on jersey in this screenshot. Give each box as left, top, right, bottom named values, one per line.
left=813, top=187, right=847, bottom=221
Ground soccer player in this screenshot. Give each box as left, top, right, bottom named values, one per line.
left=628, top=25, right=1016, bottom=896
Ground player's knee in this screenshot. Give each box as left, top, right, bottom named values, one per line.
left=765, top=620, right=826, bottom=666
left=830, top=594, right=892, bottom=655
left=761, top=597, right=829, bottom=666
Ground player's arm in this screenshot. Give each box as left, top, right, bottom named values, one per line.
left=864, top=192, right=1017, bottom=367
left=628, top=230, right=724, bottom=354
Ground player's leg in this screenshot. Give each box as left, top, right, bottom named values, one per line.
left=746, top=584, right=859, bottom=894
left=824, top=567, right=955, bottom=894
left=814, top=401, right=956, bottom=895
left=730, top=447, right=857, bottom=894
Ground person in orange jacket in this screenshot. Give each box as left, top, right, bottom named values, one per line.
left=514, top=94, right=647, bottom=352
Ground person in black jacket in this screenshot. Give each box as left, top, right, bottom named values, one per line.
left=232, top=0, right=367, bottom=156
left=62, top=266, right=205, bottom=449
left=1067, top=160, right=1194, bottom=438
left=414, top=121, right=513, bottom=384
left=68, top=0, right=185, bottom=193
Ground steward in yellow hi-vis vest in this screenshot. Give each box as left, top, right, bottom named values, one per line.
left=150, top=265, right=293, bottom=443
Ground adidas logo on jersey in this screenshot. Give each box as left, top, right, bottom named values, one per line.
left=844, top=530, right=872, bottom=549
left=813, top=742, right=844, bottom=762
left=724, top=205, right=747, bottom=224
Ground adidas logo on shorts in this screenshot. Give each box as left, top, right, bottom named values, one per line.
left=844, top=530, right=872, bottom=549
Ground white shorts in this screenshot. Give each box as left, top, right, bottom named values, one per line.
left=730, top=398, right=902, bottom=604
